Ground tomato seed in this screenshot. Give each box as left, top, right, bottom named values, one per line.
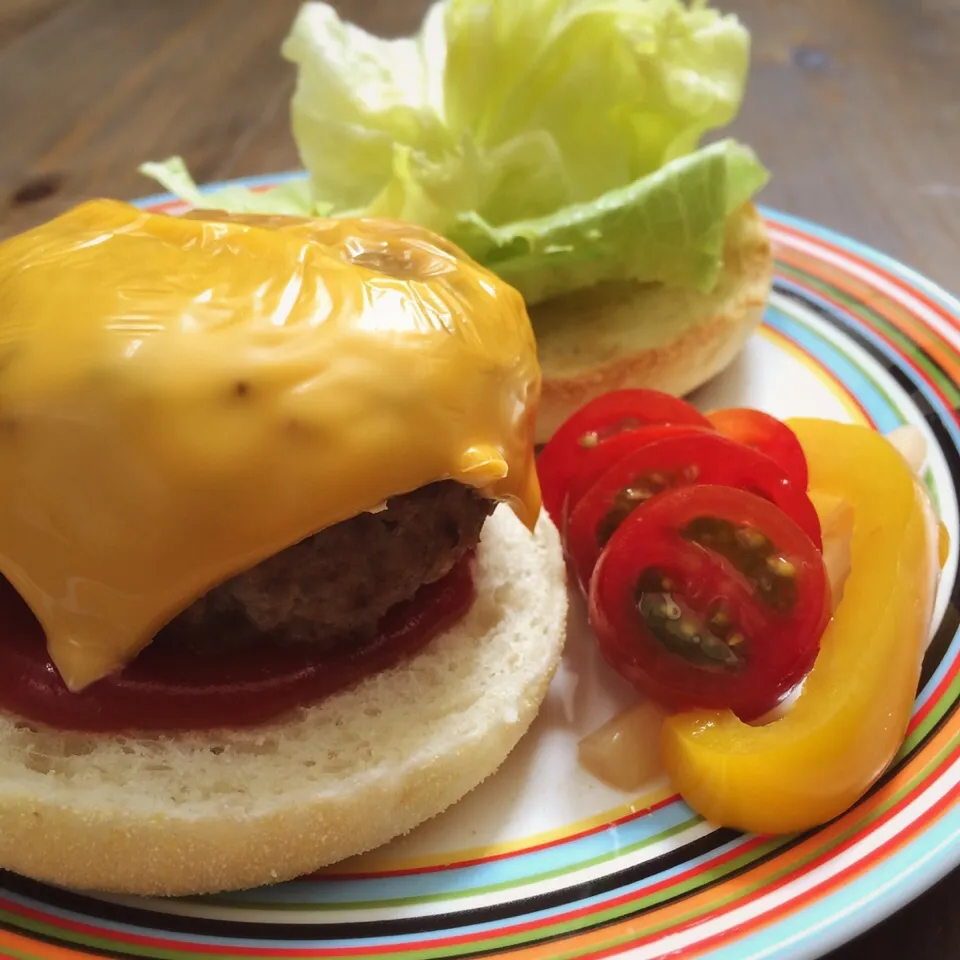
left=766, top=555, right=796, bottom=578
left=736, top=527, right=768, bottom=550
left=708, top=606, right=730, bottom=628
left=661, top=598, right=682, bottom=620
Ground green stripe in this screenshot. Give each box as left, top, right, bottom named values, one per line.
left=417, top=736, right=957, bottom=959
left=779, top=269, right=960, bottom=730
left=777, top=284, right=960, bottom=752
left=0, top=908, right=161, bottom=959
left=777, top=253, right=960, bottom=370
left=902, top=672, right=960, bottom=755
left=778, top=262, right=960, bottom=403
left=0, top=904, right=270, bottom=960
left=210, top=816, right=703, bottom=911
left=486, top=728, right=960, bottom=960
left=0, top=947, right=48, bottom=960
left=0, top=834, right=784, bottom=960
left=314, top=837, right=790, bottom=960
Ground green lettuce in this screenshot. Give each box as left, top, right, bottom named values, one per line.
left=449, top=139, right=767, bottom=301
left=141, top=0, right=767, bottom=303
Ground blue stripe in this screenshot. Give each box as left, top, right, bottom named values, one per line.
left=761, top=205, right=960, bottom=319
left=706, top=791, right=960, bottom=960
left=0, top=832, right=774, bottom=950
left=773, top=276, right=960, bottom=715
left=216, top=805, right=698, bottom=907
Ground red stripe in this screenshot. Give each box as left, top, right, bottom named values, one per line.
left=319, top=797, right=677, bottom=880
left=301, top=833, right=772, bottom=956
left=778, top=266, right=960, bottom=733
left=777, top=252, right=960, bottom=426
left=684, top=773, right=960, bottom=959
left=19, top=732, right=959, bottom=960
left=560, top=739, right=960, bottom=960
left=0, top=834, right=769, bottom=958
left=776, top=244, right=960, bottom=419
left=913, top=656, right=960, bottom=734
left=513, top=735, right=960, bottom=956
left=770, top=222, right=960, bottom=336
left=0, top=899, right=291, bottom=957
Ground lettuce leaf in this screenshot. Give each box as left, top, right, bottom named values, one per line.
left=141, top=0, right=767, bottom=303
left=441, top=0, right=753, bottom=220
left=450, top=139, right=767, bottom=302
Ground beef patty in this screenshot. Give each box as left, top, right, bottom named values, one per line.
left=169, top=481, right=493, bottom=652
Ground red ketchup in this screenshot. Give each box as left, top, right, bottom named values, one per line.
left=1, top=559, right=475, bottom=732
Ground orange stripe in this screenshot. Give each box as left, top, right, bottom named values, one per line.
left=773, top=239, right=960, bottom=386
left=685, top=775, right=960, bottom=960
left=12, top=711, right=954, bottom=960
left=774, top=249, right=960, bottom=439
left=499, top=699, right=960, bottom=958
left=0, top=928, right=92, bottom=959
left=770, top=222, right=960, bottom=335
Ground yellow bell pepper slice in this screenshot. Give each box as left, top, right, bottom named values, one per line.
left=660, top=419, right=940, bottom=834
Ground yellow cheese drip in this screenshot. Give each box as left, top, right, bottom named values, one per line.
left=0, top=200, right=542, bottom=691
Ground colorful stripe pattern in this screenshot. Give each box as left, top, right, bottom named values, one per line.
left=2, top=179, right=960, bottom=960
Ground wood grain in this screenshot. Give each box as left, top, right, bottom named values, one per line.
left=3, top=0, right=959, bottom=291
left=2, top=1, right=960, bottom=957
left=728, top=0, right=960, bottom=295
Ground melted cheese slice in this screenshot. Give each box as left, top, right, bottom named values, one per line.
left=0, top=200, right=542, bottom=691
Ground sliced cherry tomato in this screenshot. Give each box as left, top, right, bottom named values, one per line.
left=708, top=408, right=809, bottom=490
left=567, top=432, right=823, bottom=590
left=561, top=424, right=713, bottom=529
left=537, top=390, right=712, bottom=521
left=589, top=485, right=829, bottom=721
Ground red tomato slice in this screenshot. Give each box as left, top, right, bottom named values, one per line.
left=589, top=485, right=829, bottom=720
left=537, top=390, right=712, bottom=521
left=567, top=432, right=822, bottom=591
left=708, top=408, right=809, bottom=489
left=561, top=425, right=713, bottom=529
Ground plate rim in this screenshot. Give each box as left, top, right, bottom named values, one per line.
left=30, top=173, right=958, bottom=959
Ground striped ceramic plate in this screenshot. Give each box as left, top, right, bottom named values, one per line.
left=2, top=176, right=959, bottom=960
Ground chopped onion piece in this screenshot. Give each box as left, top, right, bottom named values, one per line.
left=809, top=491, right=854, bottom=613
left=578, top=701, right=667, bottom=792
left=886, top=425, right=927, bottom=474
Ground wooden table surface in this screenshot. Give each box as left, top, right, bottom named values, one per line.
left=2, top=0, right=960, bottom=956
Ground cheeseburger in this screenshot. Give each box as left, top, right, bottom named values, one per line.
left=0, top=200, right=567, bottom=896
